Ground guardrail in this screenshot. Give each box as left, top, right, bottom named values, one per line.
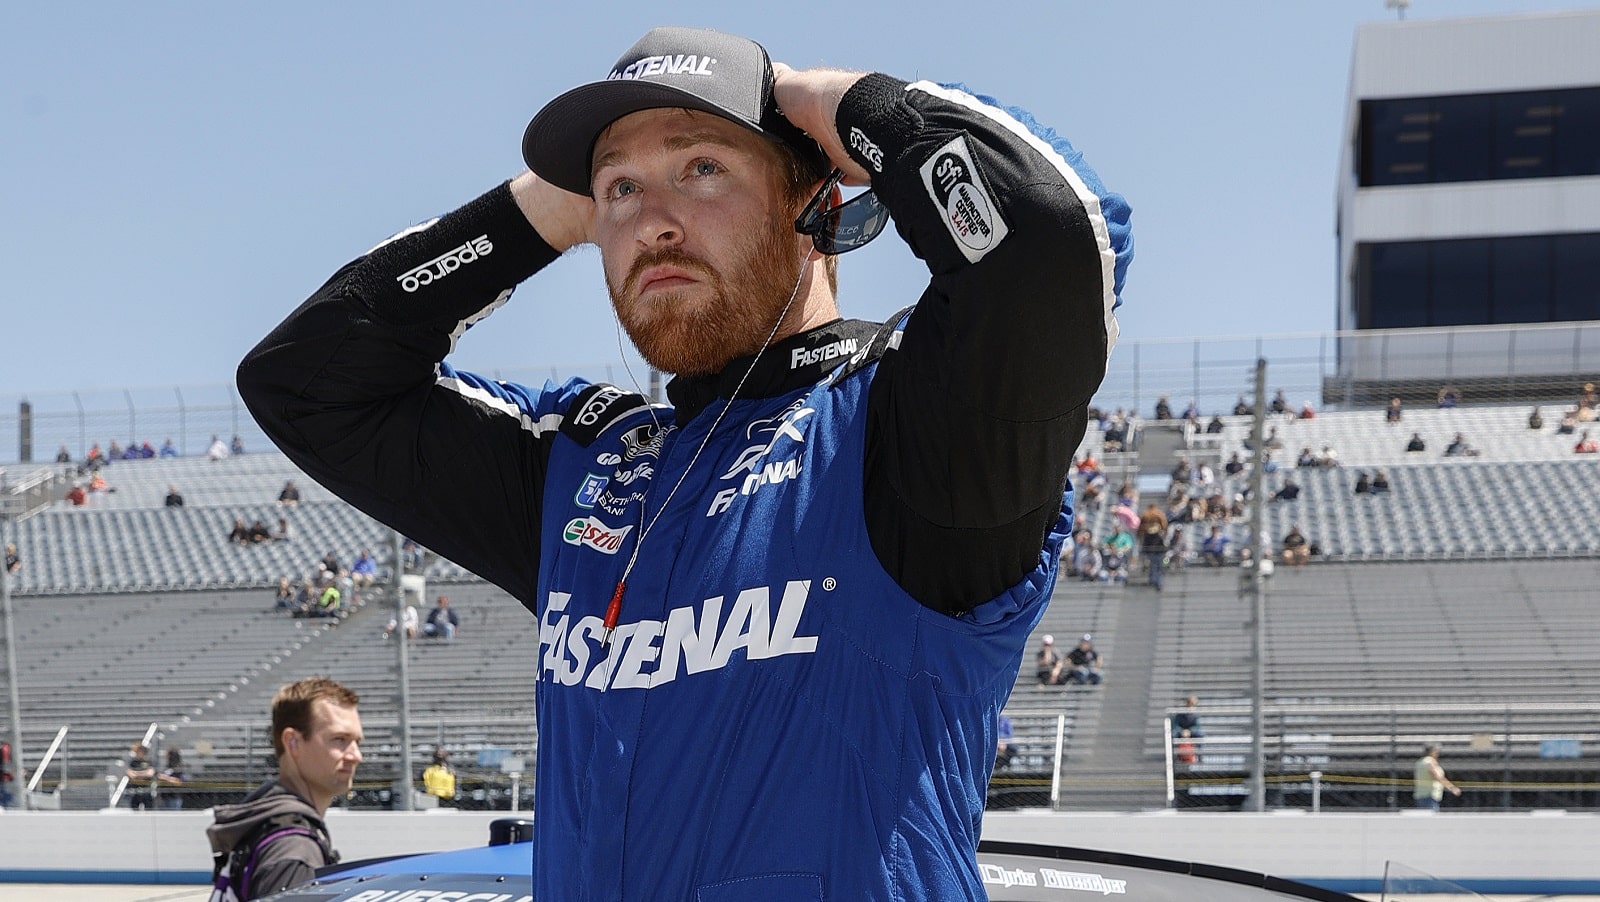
left=1162, top=701, right=1600, bottom=811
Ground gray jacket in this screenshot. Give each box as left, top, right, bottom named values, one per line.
left=206, top=780, right=335, bottom=899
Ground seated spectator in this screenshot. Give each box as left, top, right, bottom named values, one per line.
left=1281, top=525, right=1310, bottom=566
left=1205, top=414, right=1224, bottom=434
left=1201, top=526, right=1228, bottom=566
left=1528, top=407, right=1544, bottom=431
left=273, top=576, right=296, bottom=612
left=1296, top=446, right=1317, bottom=468
left=1166, top=526, right=1186, bottom=569
left=1580, top=383, right=1598, bottom=422
left=1075, top=452, right=1100, bottom=476
left=1102, top=413, right=1128, bottom=452
left=994, top=713, right=1018, bottom=771
left=351, top=549, right=378, bottom=589
left=1067, top=635, right=1103, bottom=686
left=230, top=434, right=246, bottom=455
left=247, top=519, right=273, bottom=544
left=121, top=442, right=140, bottom=461
left=1371, top=469, right=1390, bottom=494
left=1443, top=432, right=1479, bottom=457
left=109, top=439, right=124, bottom=460
left=1233, top=395, right=1251, bottom=416
left=88, top=472, right=108, bottom=493
left=384, top=604, right=421, bottom=641
left=206, top=435, right=229, bottom=461
left=4, top=543, right=20, bottom=576
left=1181, top=399, right=1200, bottom=423
left=321, top=550, right=342, bottom=575
left=159, top=438, right=179, bottom=458
left=1204, top=490, right=1228, bottom=521
left=1154, top=396, right=1172, bottom=421
left=1101, top=527, right=1134, bottom=584
left=1272, top=476, right=1301, bottom=502
left=401, top=537, right=424, bottom=571
left=292, top=578, right=317, bottom=616
left=1575, top=430, right=1599, bottom=454
left=1192, top=462, right=1214, bottom=488
left=1405, top=432, right=1427, bottom=453
left=65, top=483, right=88, bottom=506
left=1171, top=695, right=1204, bottom=738
left=1557, top=411, right=1579, bottom=435
left=1353, top=472, right=1371, bottom=495
left=1077, top=473, right=1104, bottom=509
left=1269, top=390, right=1288, bottom=415
left=314, top=578, right=343, bottom=618
left=422, top=596, right=460, bottom=640
left=1170, top=456, right=1191, bottom=484
left=1035, top=635, right=1067, bottom=685
left=1386, top=397, right=1403, bottom=423
left=277, top=480, right=301, bottom=507
left=1297, top=401, right=1316, bottom=420
left=1317, top=445, right=1339, bottom=468
left=1223, top=452, right=1245, bottom=477
left=1264, top=426, right=1284, bottom=451
left=1437, top=384, right=1460, bottom=408
left=55, top=444, right=72, bottom=464
left=1070, top=532, right=1102, bottom=581
left=86, top=443, right=104, bottom=468
left=138, top=441, right=156, bottom=459
left=1114, top=481, right=1137, bottom=509
left=227, top=517, right=250, bottom=544
left=272, top=516, right=293, bottom=542
left=164, top=485, right=184, bottom=508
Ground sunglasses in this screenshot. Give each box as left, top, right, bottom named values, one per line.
left=794, top=169, right=891, bottom=255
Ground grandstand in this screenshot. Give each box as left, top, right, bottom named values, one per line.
left=3, top=394, right=1600, bottom=813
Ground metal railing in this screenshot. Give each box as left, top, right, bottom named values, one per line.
left=6, top=322, right=1599, bottom=467
left=1161, top=702, right=1600, bottom=811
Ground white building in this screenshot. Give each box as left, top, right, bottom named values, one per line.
left=1333, top=10, right=1600, bottom=399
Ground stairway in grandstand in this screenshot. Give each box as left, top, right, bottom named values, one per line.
left=1050, top=580, right=1169, bottom=810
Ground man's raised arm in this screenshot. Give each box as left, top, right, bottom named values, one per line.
left=784, top=68, right=1133, bottom=613
left=237, top=175, right=593, bottom=607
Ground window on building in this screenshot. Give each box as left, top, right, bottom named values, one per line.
left=1358, top=87, right=1600, bottom=186
left=1553, top=234, right=1600, bottom=322
left=1492, top=236, right=1552, bottom=324
left=1358, top=233, right=1600, bottom=329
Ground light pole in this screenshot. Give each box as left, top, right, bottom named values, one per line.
left=392, top=529, right=414, bottom=811
left=1242, top=358, right=1271, bottom=812
left=1, top=512, right=25, bottom=810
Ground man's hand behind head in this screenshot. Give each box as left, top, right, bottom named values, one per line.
left=771, top=63, right=871, bottom=187
left=511, top=170, right=596, bottom=252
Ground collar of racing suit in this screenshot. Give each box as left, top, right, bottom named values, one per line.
left=665, top=317, right=885, bottom=426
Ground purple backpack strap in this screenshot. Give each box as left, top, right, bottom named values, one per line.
left=239, top=824, right=318, bottom=897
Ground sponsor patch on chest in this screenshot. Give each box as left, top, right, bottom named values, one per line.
left=919, top=135, right=1009, bottom=263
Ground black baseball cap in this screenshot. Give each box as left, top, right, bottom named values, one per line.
left=522, top=26, right=826, bottom=195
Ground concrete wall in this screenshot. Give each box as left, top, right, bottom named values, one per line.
left=1, top=809, right=1597, bottom=893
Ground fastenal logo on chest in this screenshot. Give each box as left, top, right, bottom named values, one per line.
left=397, top=235, right=493, bottom=293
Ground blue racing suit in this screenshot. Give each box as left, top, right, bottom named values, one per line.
left=240, top=73, right=1131, bottom=900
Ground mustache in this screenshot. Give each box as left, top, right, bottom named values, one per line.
left=623, top=248, right=714, bottom=297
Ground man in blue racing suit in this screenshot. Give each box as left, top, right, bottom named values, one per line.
left=238, top=25, right=1131, bottom=901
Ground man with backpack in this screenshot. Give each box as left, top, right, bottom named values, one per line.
left=206, top=677, right=363, bottom=900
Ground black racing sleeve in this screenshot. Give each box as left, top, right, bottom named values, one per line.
left=837, top=75, right=1115, bottom=615
left=237, top=183, right=562, bottom=609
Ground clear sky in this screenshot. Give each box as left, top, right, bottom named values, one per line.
left=5, top=0, right=1596, bottom=398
